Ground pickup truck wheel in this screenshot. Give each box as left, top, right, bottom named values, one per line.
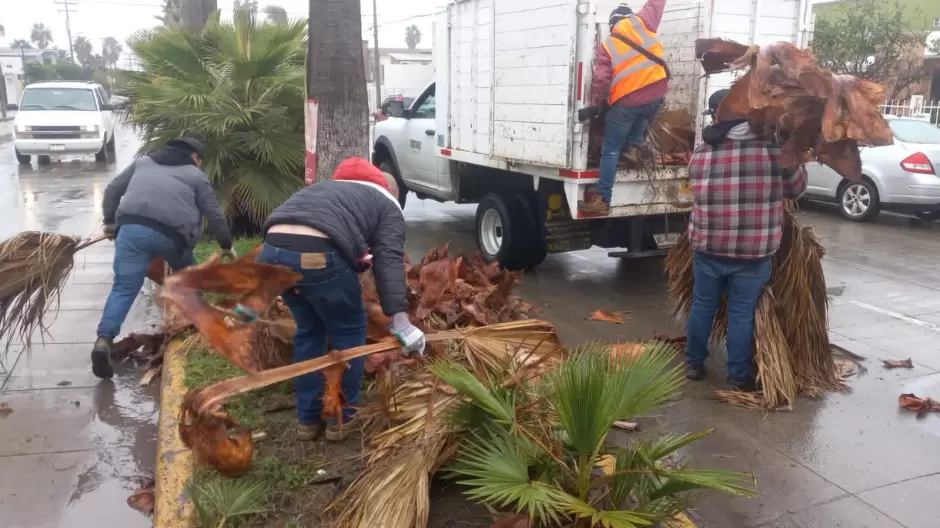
left=475, top=193, right=546, bottom=271
left=379, top=160, right=407, bottom=209
left=15, top=150, right=31, bottom=165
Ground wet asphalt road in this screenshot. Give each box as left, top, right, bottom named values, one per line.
left=3, top=124, right=940, bottom=527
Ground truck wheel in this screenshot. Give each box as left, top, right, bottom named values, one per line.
left=379, top=160, right=407, bottom=209
left=475, top=193, right=546, bottom=271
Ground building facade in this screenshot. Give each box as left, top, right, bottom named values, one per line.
left=0, top=48, right=58, bottom=108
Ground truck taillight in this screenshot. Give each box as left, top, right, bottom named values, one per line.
left=900, top=152, right=935, bottom=175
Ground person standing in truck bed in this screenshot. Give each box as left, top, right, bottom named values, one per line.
left=579, top=0, right=670, bottom=215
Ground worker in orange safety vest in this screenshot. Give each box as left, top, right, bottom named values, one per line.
left=578, top=1, right=670, bottom=215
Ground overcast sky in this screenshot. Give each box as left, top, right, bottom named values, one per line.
left=0, top=0, right=440, bottom=59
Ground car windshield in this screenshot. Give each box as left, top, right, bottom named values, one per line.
left=19, top=88, right=98, bottom=111
left=889, top=119, right=940, bottom=145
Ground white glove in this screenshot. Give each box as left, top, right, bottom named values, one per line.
left=390, top=312, right=426, bottom=355
left=221, top=248, right=238, bottom=261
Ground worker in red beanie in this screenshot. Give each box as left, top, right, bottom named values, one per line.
left=259, top=157, right=423, bottom=442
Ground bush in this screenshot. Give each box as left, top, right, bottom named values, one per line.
left=120, top=12, right=306, bottom=232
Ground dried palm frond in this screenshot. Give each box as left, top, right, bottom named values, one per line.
left=665, top=207, right=841, bottom=410
left=0, top=232, right=109, bottom=354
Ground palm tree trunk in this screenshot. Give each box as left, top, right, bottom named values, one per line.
left=306, top=0, right=369, bottom=183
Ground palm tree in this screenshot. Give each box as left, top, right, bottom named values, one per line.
left=233, top=0, right=257, bottom=15
left=434, top=343, right=757, bottom=526
left=405, top=24, right=421, bottom=50
left=264, top=5, right=289, bottom=24
left=0, top=22, right=5, bottom=37
left=123, top=11, right=306, bottom=228
left=73, top=36, right=94, bottom=66
left=11, top=39, right=33, bottom=50
left=101, top=37, right=123, bottom=69
left=31, top=23, right=54, bottom=49
left=156, top=0, right=184, bottom=27
left=307, top=0, right=369, bottom=182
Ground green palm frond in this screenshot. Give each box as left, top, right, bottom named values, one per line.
left=430, top=359, right=518, bottom=425
left=119, top=11, right=307, bottom=226
left=609, top=340, right=685, bottom=419
left=558, top=495, right=659, bottom=528
left=451, top=429, right=567, bottom=524
left=186, top=477, right=267, bottom=527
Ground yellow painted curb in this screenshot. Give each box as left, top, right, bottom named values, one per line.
left=154, top=338, right=195, bottom=528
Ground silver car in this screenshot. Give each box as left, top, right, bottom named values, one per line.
left=805, top=117, right=940, bottom=221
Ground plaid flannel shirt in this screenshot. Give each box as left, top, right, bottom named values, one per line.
left=687, top=138, right=807, bottom=260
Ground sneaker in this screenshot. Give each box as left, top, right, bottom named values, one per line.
left=297, top=423, right=326, bottom=441
left=91, top=337, right=114, bottom=379
left=685, top=363, right=706, bottom=381
left=577, top=195, right=611, bottom=214
left=727, top=377, right=758, bottom=393
left=325, top=413, right=362, bottom=442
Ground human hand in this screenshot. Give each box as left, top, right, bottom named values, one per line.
left=221, top=248, right=238, bottom=262
left=103, top=224, right=117, bottom=240
left=389, top=312, right=426, bottom=355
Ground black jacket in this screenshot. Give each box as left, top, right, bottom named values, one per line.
left=263, top=180, right=407, bottom=316
left=102, top=147, right=232, bottom=250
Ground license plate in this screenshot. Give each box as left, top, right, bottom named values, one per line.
left=49, top=145, right=66, bottom=152
left=654, top=233, right=680, bottom=248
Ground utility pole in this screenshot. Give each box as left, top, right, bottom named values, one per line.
left=372, top=0, right=381, bottom=111
left=54, top=0, right=77, bottom=63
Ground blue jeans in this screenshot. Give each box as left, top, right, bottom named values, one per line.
left=685, top=252, right=773, bottom=382
left=257, top=244, right=367, bottom=425
left=595, top=99, right=664, bottom=202
left=97, top=224, right=195, bottom=339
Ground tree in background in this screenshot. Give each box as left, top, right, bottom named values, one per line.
left=54, top=48, right=69, bottom=61
left=121, top=11, right=306, bottom=231
left=405, top=24, right=421, bottom=50
left=0, top=23, right=5, bottom=37
left=11, top=39, right=33, bottom=50
left=30, top=23, right=53, bottom=49
left=157, top=0, right=184, bottom=28
left=73, top=36, right=94, bottom=66
left=101, top=37, right=123, bottom=69
left=811, top=0, right=930, bottom=100
left=0, top=22, right=6, bottom=119
left=307, top=0, right=369, bottom=182
left=264, top=5, right=289, bottom=24
left=233, top=0, right=258, bottom=15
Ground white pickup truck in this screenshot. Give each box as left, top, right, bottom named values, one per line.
left=373, top=0, right=812, bottom=269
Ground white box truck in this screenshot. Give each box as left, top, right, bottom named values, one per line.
left=372, top=0, right=813, bottom=269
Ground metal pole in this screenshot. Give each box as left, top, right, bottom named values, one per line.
left=372, top=0, right=382, bottom=111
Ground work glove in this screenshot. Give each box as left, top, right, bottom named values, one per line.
left=389, top=312, right=426, bottom=355
left=103, top=224, right=117, bottom=240
left=221, top=248, right=238, bottom=261
left=578, top=106, right=602, bottom=122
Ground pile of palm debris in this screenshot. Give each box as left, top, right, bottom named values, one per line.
left=695, top=38, right=893, bottom=180
left=587, top=107, right=696, bottom=168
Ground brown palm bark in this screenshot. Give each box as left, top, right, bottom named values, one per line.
left=307, top=0, right=369, bottom=182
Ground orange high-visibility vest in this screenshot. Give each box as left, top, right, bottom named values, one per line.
left=602, top=15, right=668, bottom=105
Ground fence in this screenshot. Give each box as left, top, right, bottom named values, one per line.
left=882, top=99, right=940, bottom=127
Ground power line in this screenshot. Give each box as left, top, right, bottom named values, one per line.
left=54, top=0, right=78, bottom=63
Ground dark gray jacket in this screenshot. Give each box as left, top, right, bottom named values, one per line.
left=263, top=180, right=407, bottom=316
left=102, top=156, right=232, bottom=250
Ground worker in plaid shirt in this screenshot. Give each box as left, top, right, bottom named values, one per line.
left=684, top=89, right=808, bottom=392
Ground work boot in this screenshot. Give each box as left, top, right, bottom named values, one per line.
left=685, top=363, right=706, bottom=381
left=578, top=195, right=611, bottom=215
left=623, top=147, right=641, bottom=166
left=325, top=413, right=362, bottom=443
left=727, top=377, right=759, bottom=393
left=91, top=337, right=114, bottom=380
left=297, top=422, right=326, bottom=442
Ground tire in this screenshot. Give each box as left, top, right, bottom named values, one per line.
left=475, top=193, right=546, bottom=271
left=37, top=155, right=51, bottom=165
left=378, top=159, right=407, bottom=209
left=106, top=133, right=116, bottom=154
left=95, top=141, right=108, bottom=162
left=838, top=179, right=880, bottom=222
left=15, top=150, right=31, bottom=165
left=914, top=211, right=940, bottom=222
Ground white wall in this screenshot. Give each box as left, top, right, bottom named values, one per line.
left=380, top=56, right=434, bottom=97
left=0, top=56, right=25, bottom=105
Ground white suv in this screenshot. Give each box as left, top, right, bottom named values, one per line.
left=13, top=81, right=117, bottom=165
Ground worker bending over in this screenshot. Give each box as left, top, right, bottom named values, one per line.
left=259, top=158, right=425, bottom=442
left=580, top=0, right=670, bottom=215
left=96, top=137, right=232, bottom=380
left=684, top=89, right=808, bottom=391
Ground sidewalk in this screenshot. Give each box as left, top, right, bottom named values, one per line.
left=0, top=242, right=161, bottom=528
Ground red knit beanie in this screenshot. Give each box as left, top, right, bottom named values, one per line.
left=332, top=157, right=390, bottom=191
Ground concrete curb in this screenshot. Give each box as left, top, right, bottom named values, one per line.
left=154, top=338, right=194, bottom=528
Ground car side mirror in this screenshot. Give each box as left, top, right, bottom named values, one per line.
left=100, top=104, right=113, bottom=111
left=386, top=100, right=405, bottom=118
